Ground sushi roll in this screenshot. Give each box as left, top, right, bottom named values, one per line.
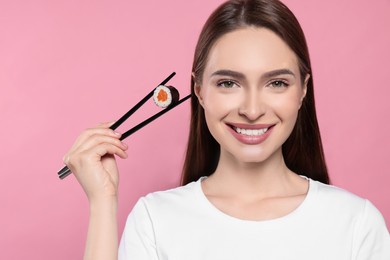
left=153, top=85, right=180, bottom=108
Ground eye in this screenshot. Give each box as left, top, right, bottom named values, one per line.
left=269, top=80, right=289, bottom=88
left=217, top=80, right=237, bottom=88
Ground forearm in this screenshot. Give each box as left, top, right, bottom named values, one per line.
left=84, top=197, right=118, bottom=260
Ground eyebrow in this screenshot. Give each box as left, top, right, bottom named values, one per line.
left=210, top=69, right=296, bottom=80
left=263, top=69, right=296, bottom=79
left=211, top=70, right=246, bottom=80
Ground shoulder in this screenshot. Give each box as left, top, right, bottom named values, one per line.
left=143, top=179, right=199, bottom=204
left=312, top=180, right=367, bottom=211
left=123, top=179, right=207, bottom=240
left=123, top=179, right=201, bottom=231
left=310, top=179, right=389, bottom=235
left=119, top=182, right=201, bottom=259
left=133, top=179, right=201, bottom=218
left=313, top=182, right=390, bottom=258
left=306, top=179, right=389, bottom=230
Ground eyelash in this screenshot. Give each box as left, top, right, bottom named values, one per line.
left=216, top=79, right=289, bottom=89
left=269, top=80, right=289, bottom=88
left=216, top=80, right=238, bottom=88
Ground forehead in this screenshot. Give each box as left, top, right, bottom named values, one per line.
left=204, top=27, right=299, bottom=76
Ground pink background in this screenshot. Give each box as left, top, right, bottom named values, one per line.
left=1, top=0, right=389, bottom=258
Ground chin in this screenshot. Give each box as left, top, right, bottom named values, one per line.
left=232, top=151, right=271, bottom=164
left=225, top=144, right=282, bottom=164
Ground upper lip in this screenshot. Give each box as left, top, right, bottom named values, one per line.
left=227, top=122, right=275, bottom=129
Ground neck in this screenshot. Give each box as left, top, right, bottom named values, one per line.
left=208, top=149, right=298, bottom=198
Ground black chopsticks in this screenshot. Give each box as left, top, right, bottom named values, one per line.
left=57, top=72, right=191, bottom=179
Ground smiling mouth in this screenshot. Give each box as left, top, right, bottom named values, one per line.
left=231, top=126, right=271, bottom=136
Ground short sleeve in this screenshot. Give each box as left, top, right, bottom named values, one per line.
left=354, top=200, right=390, bottom=260
left=118, top=198, right=159, bottom=260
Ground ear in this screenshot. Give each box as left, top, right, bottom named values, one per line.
left=193, top=73, right=204, bottom=107
left=299, top=74, right=310, bottom=107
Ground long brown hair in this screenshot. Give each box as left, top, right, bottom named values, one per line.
left=181, top=0, right=329, bottom=185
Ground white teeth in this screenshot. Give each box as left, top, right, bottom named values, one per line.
left=234, top=127, right=268, bottom=136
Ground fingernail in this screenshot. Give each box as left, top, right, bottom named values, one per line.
left=114, top=131, right=121, bottom=136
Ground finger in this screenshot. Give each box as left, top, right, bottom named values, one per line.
left=101, top=155, right=120, bottom=185
left=94, top=143, right=128, bottom=160
left=73, top=134, right=127, bottom=155
left=63, top=122, right=121, bottom=165
left=70, top=128, right=121, bottom=154
left=67, top=136, right=127, bottom=168
left=96, top=121, right=116, bottom=128
left=66, top=142, right=127, bottom=173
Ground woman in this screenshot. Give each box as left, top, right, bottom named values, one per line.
left=64, top=0, right=390, bottom=259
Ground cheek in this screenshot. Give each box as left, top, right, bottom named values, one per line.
left=202, top=90, right=239, bottom=117
left=270, top=92, right=302, bottom=121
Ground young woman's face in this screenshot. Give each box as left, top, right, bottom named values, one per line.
left=196, top=27, right=307, bottom=164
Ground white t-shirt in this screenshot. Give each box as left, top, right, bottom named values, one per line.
left=118, top=177, right=390, bottom=259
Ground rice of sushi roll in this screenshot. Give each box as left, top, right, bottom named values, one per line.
left=153, top=85, right=179, bottom=108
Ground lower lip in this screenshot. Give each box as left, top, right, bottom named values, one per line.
left=227, top=125, right=273, bottom=145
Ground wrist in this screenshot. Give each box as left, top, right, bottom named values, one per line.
left=85, top=195, right=119, bottom=260
left=89, top=196, right=118, bottom=214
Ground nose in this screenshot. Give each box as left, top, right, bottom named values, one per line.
left=238, top=89, right=266, bottom=121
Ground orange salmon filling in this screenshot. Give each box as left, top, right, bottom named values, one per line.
left=157, top=89, right=168, bottom=102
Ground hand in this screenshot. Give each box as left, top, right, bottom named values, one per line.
left=63, top=122, right=128, bottom=202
